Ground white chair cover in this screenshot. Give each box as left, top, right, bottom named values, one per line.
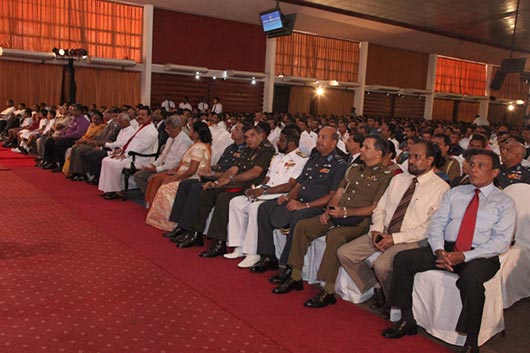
left=501, top=183, right=530, bottom=307
left=303, top=236, right=375, bottom=303
left=412, top=270, right=504, bottom=346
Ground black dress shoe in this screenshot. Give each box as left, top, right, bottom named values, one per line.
left=269, top=266, right=292, bottom=284
left=303, top=289, right=337, bottom=308
left=459, top=345, right=479, bottom=353
left=51, top=167, right=62, bottom=173
left=249, top=256, right=278, bottom=273
left=382, top=320, right=418, bottom=339
left=178, top=232, right=204, bottom=248
left=103, top=192, right=121, bottom=200
left=370, top=287, right=386, bottom=309
left=163, top=226, right=183, bottom=238
left=199, top=240, right=226, bottom=258
left=272, top=277, right=303, bottom=294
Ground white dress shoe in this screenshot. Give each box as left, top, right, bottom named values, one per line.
left=237, top=254, right=261, bottom=268
left=223, top=246, right=244, bottom=259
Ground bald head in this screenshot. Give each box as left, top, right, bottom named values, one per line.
left=316, top=126, right=339, bottom=155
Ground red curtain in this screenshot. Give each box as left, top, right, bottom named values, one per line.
left=435, top=57, right=486, bottom=96
left=0, top=0, right=143, bottom=62
left=276, top=32, right=359, bottom=82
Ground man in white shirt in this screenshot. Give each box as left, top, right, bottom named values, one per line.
left=178, top=96, right=193, bottom=112
left=83, top=112, right=136, bottom=184
left=134, top=116, right=192, bottom=195
left=197, top=97, right=209, bottom=113
left=161, top=97, right=176, bottom=112
left=381, top=150, right=514, bottom=353
left=472, top=114, right=489, bottom=126
left=296, top=117, right=316, bottom=156
left=98, top=107, right=158, bottom=199
left=209, top=113, right=232, bottom=165
left=224, top=126, right=308, bottom=268
left=0, top=99, right=15, bottom=118
left=338, top=141, right=449, bottom=314
left=211, top=97, right=223, bottom=114
left=266, top=115, right=282, bottom=150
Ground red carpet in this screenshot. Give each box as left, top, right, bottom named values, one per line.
left=0, top=147, right=452, bottom=353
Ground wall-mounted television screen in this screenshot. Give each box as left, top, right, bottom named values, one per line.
left=260, top=9, right=284, bottom=33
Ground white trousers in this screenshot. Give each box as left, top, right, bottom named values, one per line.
left=98, top=156, right=131, bottom=193
left=227, top=196, right=266, bottom=255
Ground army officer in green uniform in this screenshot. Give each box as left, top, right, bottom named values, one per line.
left=273, top=135, right=394, bottom=309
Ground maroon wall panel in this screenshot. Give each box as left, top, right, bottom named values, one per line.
left=151, top=73, right=263, bottom=113
left=153, top=9, right=266, bottom=72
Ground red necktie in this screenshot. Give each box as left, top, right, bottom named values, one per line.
left=454, top=188, right=480, bottom=252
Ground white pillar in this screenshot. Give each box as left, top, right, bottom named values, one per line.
left=424, top=54, right=437, bottom=120
left=141, top=4, right=154, bottom=106
left=354, top=41, right=369, bottom=115
left=481, top=64, right=493, bottom=120
left=263, top=38, right=277, bottom=112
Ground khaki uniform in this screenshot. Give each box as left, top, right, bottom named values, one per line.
left=288, top=163, right=393, bottom=288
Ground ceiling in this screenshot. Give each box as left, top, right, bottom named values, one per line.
left=122, top=0, right=530, bottom=67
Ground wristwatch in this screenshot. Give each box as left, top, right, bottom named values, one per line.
left=343, top=207, right=348, bottom=218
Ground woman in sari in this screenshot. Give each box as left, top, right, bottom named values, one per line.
left=146, top=121, right=212, bottom=231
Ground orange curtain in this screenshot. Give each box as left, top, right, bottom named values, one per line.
left=0, top=60, right=62, bottom=106
left=276, top=32, right=359, bottom=82
left=435, top=57, right=486, bottom=96
left=490, top=66, right=530, bottom=100
left=75, top=67, right=140, bottom=107
left=432, top=98, right=454, bottom=121
left=0, top=0, right=143, bottom=62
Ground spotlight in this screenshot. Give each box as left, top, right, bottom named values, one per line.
left=59, top=48, right=65, bottom=56
left=516, top=99, right=525, bottom=105
left=195, top=72, right=200, bottom=80
left=212, top=76, right=216, bottom=80
left=316, top=86, right=324, bottom=96
left=251, top=77, right=256, bottom=85
left=508, top=104, right=515, bottom=111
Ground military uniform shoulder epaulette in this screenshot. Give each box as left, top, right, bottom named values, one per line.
left=296, top=151, right=307, bottom=158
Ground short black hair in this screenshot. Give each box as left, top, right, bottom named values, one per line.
left=257, top=121, right=271, bottom=137
left=471, top=149, right=500, bottom=169
left=364, top=134, right=389, bottom=156
left=139, top=105, right=152, bottom=116
left=416, top=140, right=444, bottom=168
left=469, top=134, right=487, bottom=147
left=433, top=133, right=450, bottom=146
left=281, top=126, right=300, bottom=146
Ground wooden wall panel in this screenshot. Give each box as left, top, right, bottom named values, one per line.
left=316, top=89, right=355, bottom=116
left=209, top=79, right=264, bottom=113
left=366, top=44, right=429, bottom=89
left=288, top=86, right=314, bottom=114
left=432, top=98, right=454, bottom=121
left=151, top=73, right=263, bottom=113
left=488, top=103, right=525, bottom=126
left=457, top=101, right=480, bottom=123
left=394, top=96, right=425, bottom=119
left=363, top=92, right=392, bottom=118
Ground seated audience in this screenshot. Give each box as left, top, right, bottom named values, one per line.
left=382, top=150, right=514, bottom=353
left=134, top=116, right=192, bottom=199
left=98, top=106, right=158, bottom=199
left=272, top=135, right=394, bottom=309
left=225, top=126, right=308, bottom=268
left=251, top=127, right=347, bottom=274
left=145, top=121, right=212, bottom=229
